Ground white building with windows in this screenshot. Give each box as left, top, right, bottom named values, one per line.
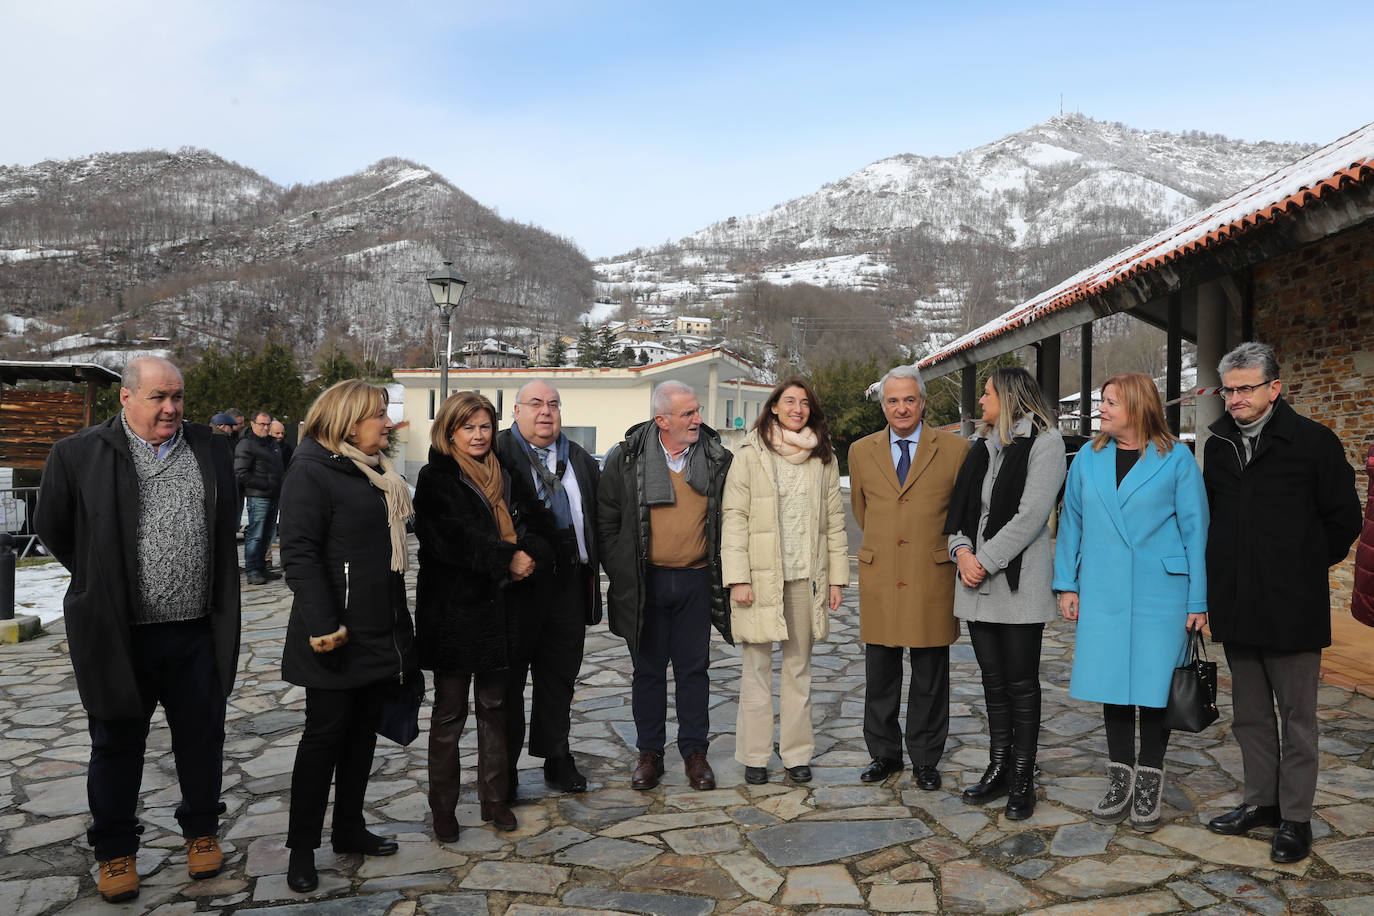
left=392, top=348, right=772, bottom=481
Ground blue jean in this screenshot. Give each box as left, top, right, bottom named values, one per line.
left=244, top=496, right=277, bottom=575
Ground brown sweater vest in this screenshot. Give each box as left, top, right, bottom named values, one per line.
left=648, top=469, right=709, bottom=569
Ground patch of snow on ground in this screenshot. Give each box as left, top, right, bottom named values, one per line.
left=0, top=247, right=79, bottom=263
left=581, top=300, right=620, bottom=324
left=1020, top=142, right=1082, bottom=167
left=13, top=561, right=69, bottom=626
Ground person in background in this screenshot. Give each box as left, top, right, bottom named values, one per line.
left=945, top=367, right=1065, bottom=820
left=1053, top=372, right=1208, bottom=833
left=722, top=377, right=848, bottom=786
left=414, top=391, right=553, bottom=840
left=1203, top=342, right=1360, bottom=863
left=270, top=418, right=294, bottom=467
left=235, top=410, right=284, bottom=585
left=277, top=380, right=416, bottom=892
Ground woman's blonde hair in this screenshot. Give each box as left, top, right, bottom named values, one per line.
left=1091, top=372, right=1176, bottom=456
left=303, top=379, right=389, bottom=453
left=978, top=367, right=1055, bottom=446
left=430, top=391, right=497, bottom=459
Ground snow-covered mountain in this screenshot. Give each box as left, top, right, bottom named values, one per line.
left=596, top=115, right=1315, bottom=348
left=0, top=149, right=593, bottom=368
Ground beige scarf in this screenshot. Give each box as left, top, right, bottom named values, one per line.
left=338, top=442, right=414, bottom=572
left=454, top=449, right=518, bottom=544
left=767, top=425, right=819, bottom=465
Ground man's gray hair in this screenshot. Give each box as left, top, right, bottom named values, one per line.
left=515, top=379, right=561, bottom=403
left=877, top=364, right=926, bottom=400
left=1218, top=341, right=1280, bottom=381
left=120, top=355, right=179, bottom=393
left=652, top=380, right=695, bottom=417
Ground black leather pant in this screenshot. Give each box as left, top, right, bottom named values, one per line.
left=968, top=621, right=1044, bottom=757
left=429, top=671, right=508, bottom=816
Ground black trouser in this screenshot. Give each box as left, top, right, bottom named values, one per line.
left=286, top=684, right=383, bottom=850
left=863, top=643, right=949, bottom=767
left=86, top=617, right=226, bottom=861
left=505, top=564, right=589, bottom=764
left=1103, top=703, right=1170, bottom=769
left=967, top=621, right=1044, bottom=757
left=431, top=670, right=508, bottom=812
left=631, top=566, right=712, bottom=757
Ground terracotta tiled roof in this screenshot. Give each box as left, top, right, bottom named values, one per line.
left=920, top=120, right=1374, bottom=370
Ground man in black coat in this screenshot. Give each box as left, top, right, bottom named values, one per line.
left=497, top=379, right=602, bottom=796
left=35, top=356, right=241, bottom=902
left=598, top=380, right=732, bottom=792
left=235, top=410, right=285, bottom=585
left=1203, top=342, right=1360, bottom=864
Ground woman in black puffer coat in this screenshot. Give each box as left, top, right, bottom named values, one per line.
left=414, top=391, right=553, bottom=841
left=278, top=380, right=418, bottom=893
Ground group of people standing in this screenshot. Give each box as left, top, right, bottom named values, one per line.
left=33, top=337, right=1363, bottom=903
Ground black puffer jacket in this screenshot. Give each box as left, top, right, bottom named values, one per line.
left=278, top=437, right=417, bottom=689
left=597, top=421, right=733, bottom=655
left=234, top=431, right=284, bottom=499
left=413, top=447, right=555, bottom=674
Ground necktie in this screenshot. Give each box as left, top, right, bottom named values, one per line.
left=897, top=439, right=911, bottom=485
left=533, top=447, right=553, bottom=506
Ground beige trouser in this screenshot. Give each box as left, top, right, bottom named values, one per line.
left=735, top=579, right=816, bottom=767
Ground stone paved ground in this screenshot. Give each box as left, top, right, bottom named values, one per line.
left=3, top=552, right=1374, bottom=915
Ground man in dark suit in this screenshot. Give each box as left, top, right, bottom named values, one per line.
left=35, top=356, right=241, bottom=903
left=496, top=379, right=602, bottom=795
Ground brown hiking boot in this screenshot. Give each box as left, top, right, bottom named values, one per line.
left=187, top=835, right=223, bottom=879
left=97, top=855, right=139, bottom=902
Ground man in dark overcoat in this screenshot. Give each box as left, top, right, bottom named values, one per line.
left=1203, top=342, right=1360, bottom=864
left=35, top=356, right=241, bottom=902
left=496, top=379, right=602, bottom=796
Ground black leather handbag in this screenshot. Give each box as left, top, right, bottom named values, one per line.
left=1163, top=630, right=1219, bottom=733
left=376, top=670, right=425, bottom=746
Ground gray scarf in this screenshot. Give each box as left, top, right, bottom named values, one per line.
left=644, top=437, right=711, bottom=506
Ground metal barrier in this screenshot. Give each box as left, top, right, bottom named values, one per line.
left=0, top=487, right=41, bottom=559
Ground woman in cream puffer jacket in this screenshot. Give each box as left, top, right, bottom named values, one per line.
left=722, top=378, right=849, bottom=785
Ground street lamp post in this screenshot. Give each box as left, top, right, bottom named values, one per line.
left=426, top=261, right=469, bottom=403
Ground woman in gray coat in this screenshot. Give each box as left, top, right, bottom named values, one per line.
left=944, top=367, right=1065, bottom=820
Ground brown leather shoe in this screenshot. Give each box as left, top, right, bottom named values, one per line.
left=186, top=835, right=223, bottom=879
left=97, top=854, right=140, bottom=902
left=685, top=749, right=716, bottom=790
left=631, top=751, right=665, bottom=790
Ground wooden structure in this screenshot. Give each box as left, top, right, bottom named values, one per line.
left=0, top=361, right=120, bottom=469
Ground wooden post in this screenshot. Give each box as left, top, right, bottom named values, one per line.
left=1079, top=323, right=1093, bottom=437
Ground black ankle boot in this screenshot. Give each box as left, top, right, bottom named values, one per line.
left=286, top=848, right=318, bottom=893
left=961, top=746, right=1011, bottom=804
left=1004, top=751, right=1036, bottom=821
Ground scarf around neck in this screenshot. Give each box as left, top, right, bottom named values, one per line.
left=942, top=423, right=1039, bottom=592
left=766, top=425, right=819, bottom=465
left=338, top=441, right=414, bottom=572
left=454, top=448, right=517, bottom=544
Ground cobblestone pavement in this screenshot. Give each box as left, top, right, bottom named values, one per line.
left=3, top=555, right=1374, bottom=915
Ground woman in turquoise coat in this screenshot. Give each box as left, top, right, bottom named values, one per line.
left=1053, top=372, right=1208, bottom=833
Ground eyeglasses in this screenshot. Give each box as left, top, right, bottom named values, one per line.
left=1219, top=381, right=1274, bottom=399
left=518, top=398, right=560, bottom=412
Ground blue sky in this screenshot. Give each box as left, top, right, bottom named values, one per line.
left=4, top=0, right=1370, bottom=258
